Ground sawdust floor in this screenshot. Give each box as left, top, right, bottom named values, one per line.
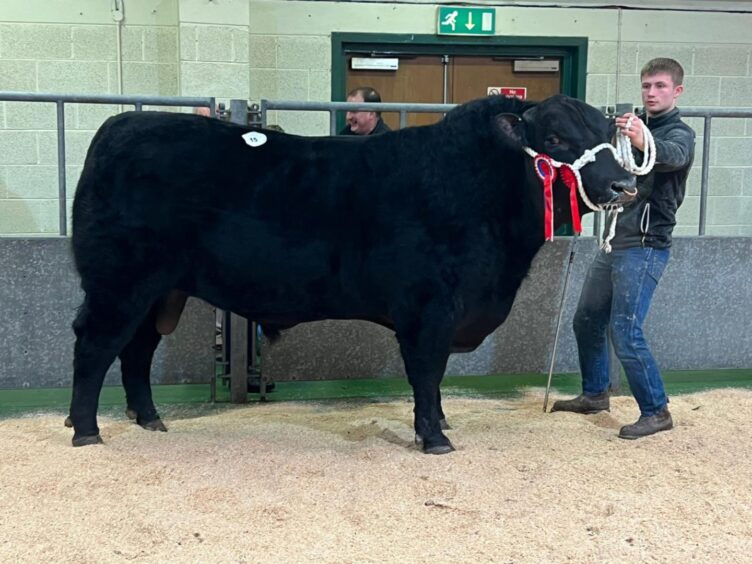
left=1, top=388, right=750, bottom=563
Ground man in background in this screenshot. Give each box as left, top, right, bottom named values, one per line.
left=339, top=86, right=391, bottom=136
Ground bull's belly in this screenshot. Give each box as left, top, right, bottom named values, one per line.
left=195, top=291, right=506, bottom=354
left=180, top=248, right=518, bottom=350
left=183, top=277, right=510, bottom=352
left=184, top=276, right=389, bottom=328
left=450, top=314, right=511, bottom=352
left=450, top=295, right=516, bottom=352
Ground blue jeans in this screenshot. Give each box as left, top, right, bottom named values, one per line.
left=573, top=246, right=670, bottom=416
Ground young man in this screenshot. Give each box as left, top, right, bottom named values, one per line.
left=339, top=86, right=391, bottom=136
left=552, top=58, right=696, bottom=439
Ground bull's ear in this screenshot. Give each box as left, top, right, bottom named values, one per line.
left=494, top=113, right=527, bottom=147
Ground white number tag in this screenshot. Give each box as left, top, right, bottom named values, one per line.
left=242, top=131, right=267, bottom=147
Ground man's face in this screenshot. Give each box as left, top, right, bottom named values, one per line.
left=345, top=93, right=378, bottom=135
left=641, top=72, right=683, bottom=116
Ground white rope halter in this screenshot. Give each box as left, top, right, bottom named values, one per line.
left=524, top=116, right=656, bottom=252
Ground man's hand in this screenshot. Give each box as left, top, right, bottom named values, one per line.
left=615, top=112, right=645, bottom=152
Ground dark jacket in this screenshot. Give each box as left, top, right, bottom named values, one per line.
left=338, top=118, right=391, bottom=136
left=609, top=108, right=695, bottom=249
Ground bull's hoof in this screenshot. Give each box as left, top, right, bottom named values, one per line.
left=415, top=433, right=455, bottom=455
left=125, top=408, right=138, bottom=420
left=64, top=416, right=73, bottom=428
left=424, top=443, right=456, bottom=455
left=72, top=434, right=104, bottom=447
left=139, top=418, right=167, bottom=432
left=439, top=418, right=451, bottom=430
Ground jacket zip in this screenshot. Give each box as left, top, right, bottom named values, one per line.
left=640, top=202, right=651, bottom=246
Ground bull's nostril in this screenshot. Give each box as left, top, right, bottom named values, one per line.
left=612, top=177, right=637, bottom=193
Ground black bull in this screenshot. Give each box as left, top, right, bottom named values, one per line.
left=67, top=94, right=635, bottom=454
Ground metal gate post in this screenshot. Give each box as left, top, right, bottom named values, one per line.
left=227, top=99, right=251, bottom=403
left=229, top=315, right=249, bottom=403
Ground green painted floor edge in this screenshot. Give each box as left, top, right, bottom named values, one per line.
left=1, top=369, right=751, bottom=419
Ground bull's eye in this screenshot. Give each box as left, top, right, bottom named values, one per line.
left=545, top=135, right=561, bottom=146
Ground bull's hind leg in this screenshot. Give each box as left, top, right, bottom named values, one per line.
left=69, top=291, right=158, bottom=446
left=120, top=305, right=167, bottom=432
left=395, top=310, right=455, bottom=455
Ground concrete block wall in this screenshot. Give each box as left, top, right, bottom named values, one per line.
left=178, top=0, right=249, bottom=101
left=0, top=1, right=181, bottom=236
left=2, top=0, right=752, bottom=236
left=0, top=237, right=215, bottom=389
left=584, top=10, right=752, bottom=237
left=262, top=236, right=752, bottom=380
left=2, top=235, right=749, bottom=389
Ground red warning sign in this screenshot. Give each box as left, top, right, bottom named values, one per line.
left=487, top=87, right=527, bottom=100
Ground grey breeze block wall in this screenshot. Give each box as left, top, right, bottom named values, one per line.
left=0, top=237, right=214, bottom=389
left=1, top=236, right=750, bottom=389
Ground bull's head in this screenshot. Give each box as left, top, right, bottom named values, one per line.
left=497, top=95, right=637, bottom=213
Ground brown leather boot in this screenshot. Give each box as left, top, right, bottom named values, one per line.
left=618, top=407, right=673, bottom=439
left=550, top=392, right=610, bottom=414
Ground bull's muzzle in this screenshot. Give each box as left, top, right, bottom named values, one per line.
left=609, top=176, right=638, bottom=206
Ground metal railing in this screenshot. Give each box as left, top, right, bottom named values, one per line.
left=260, top=100, right=455, bottom=133
left=0, top=91, right=216, bottom=236
left=2, top=92, right=751, bottom=237
left=261, top=99, right=752, bottom=237
left=680, top=108, right=752, bottom=236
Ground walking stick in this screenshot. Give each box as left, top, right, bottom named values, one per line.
left=543, top=234, right=579, bottom=412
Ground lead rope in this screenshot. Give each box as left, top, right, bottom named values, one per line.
left=524, top=116, right=656, bottom=253
left=601, top=116, right=656, bottom=252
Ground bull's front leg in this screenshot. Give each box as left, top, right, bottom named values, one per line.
left=412, top=376, right=453, bottom=454
left=437, top=388, right=451, bottom=430
left=396, top=312, right=455, bottom=455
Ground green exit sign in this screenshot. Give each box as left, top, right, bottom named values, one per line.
left=437, top=7, right=496, bottom=36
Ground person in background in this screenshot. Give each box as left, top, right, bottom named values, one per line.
left=339, top=86, right=391, bottom=136
left=551, top=58, right=696, bottom=440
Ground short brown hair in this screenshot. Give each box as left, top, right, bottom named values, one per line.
left=347, top=86, right=383, bottom=116
left=347, top=86, right=382, bottom=104
left=640, top=58, right=684, bottom=86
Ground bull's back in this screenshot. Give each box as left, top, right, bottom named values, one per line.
left=72, top=110, right=525, bottom=331
left=75, top=112, right=418, bottom=236
left=71, top=112, right=432, bottom=314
